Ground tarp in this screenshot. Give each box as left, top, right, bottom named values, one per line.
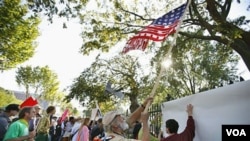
left=161, top=80, right=250, bottom=141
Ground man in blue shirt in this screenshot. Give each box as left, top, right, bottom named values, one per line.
left=0, top=104, right=19, bottom=141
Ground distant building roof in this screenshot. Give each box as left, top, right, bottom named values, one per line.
left=11, top=91, right=26, bottom=101
left=10, top=90, right=50, bottom=109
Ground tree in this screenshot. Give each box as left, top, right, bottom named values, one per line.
left=15, top=65, right=60, bottom=103
left=161, top=37, right=239, bottom=99
left=0, top=0, right=40, bottom=71
left=180, top=0, right=250, bottom=70
left=65, top=55, right=155, bottom=113
left=0, top=87, right=22, bottom=107
left=24, top=0, right=86, bottom=23
left=76, top=0, right=250, bottom=71
left=10, top=0, right=249, bottom=70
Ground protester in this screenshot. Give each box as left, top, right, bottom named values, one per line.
left=62, top=116, right=75, bottom=141
left=59, top=117, right=68, bottom=141
left=158, top=104, right=195, bottom=141
left=29, top=105, right=42, bottom=132
left=90, top=118, right=104, bottom=141
left=137, top=113, right=162, bottom=141
left=0, top=104, right=20, bottom=141
left=76, top=118, right=90, bottom=141
left=132, top=121, right=141, bottom=139
left=36, top=106, right=56, bottom=141
left=54, top=119, right=63, bottom=141
left=49, top=116, right=58, bottom=141
left=3, top=106, right=36, bottom=141
left=100, top=97, right=153, bottom=141
left=70, top=117, right=82, bottom=141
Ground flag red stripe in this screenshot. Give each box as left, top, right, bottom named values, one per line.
left=122, top=21, right=179, bottom=53
left=134, top=21, right=178, bottom=41
left=122, top=2, right=187, bottom=53
left=134, top=29, right=176, bottom=41
left=122, top=38, right=149, bottom=54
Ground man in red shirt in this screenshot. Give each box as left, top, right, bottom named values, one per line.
left=159, top=104, right=195, bottom=141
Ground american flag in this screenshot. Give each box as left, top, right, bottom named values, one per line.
left=122, top=3, right=187, bottom=54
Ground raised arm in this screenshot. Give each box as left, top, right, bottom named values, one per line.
left=186, top=104, right=193, bottom=116
left=185, top=104, right=195, bottom=139
left=126, top=97, right=153, bottom=126
left=140, top=111, right=150, bottom=141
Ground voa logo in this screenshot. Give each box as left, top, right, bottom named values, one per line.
left=226, top=129, right=246, bottom=136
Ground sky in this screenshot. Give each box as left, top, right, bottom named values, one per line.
left=0, top=18, right=90, bottom=92
left=0, top=1, right=250, bottom=101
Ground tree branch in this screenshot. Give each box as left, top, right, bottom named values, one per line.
left=120, top=7, right=154, bottom=22
left=191, top=0, right=215, bottom=36
left=221, top=0, right=232, bottom=19
left=179, top=31, right=230, bottom=45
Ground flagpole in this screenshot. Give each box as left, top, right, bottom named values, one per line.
left=143, top=0, right=191, bottom=113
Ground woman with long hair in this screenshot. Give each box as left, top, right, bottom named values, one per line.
left=76, top=117, right=90, bottom=141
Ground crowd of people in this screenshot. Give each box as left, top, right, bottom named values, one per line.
left=0, top=96, right=195, bottom=141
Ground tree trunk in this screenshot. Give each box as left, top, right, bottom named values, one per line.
left=231, top=34, right=250, bottom=72
left=25, top=86, right=29, bottom=99
left=129, top=96, right=139, bottom=113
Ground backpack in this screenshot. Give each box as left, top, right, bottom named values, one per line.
left=55, top=124, right=62, bottom=136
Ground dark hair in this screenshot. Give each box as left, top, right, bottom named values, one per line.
left=97, top=118, right=102, bottom=123
left=18, top=107, right=33, bottom=119
left=46, top=106, right=56, bottom=114
left=165, top=119, right=179, bottom=133
left=69, top=116, right=74, bottom=121
left=5, top=104, right=19, bottom=112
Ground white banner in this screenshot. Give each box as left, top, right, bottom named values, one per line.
left=161, top=80, right=250, bottom=141
left=90, top=108, right=102, bottom=121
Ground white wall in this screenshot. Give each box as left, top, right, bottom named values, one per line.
left=161, top=80, right=250, bottom=141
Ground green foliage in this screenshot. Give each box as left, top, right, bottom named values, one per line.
left=67, top=36, right=239, bottom=110
left=182, top=0, right=250, bottom=70
left=65, top=55, right=155, bottom=113
left=15, top=65, right=60, bottom=103
left=2, top=0, right=247, bottom=111
left=159, top=37, right=239, bottom=100
left=0, top=0, right=40, bottom=71
left=7, top=1, right=249, bottom=70
left=0, top=87, right=22, bottom=107
left=77, top=0, right=250, bottom=70
left=26, top=0, right=86, bottom=23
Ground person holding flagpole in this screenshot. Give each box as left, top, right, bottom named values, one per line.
left=99, top=96, right=153, bottom=141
